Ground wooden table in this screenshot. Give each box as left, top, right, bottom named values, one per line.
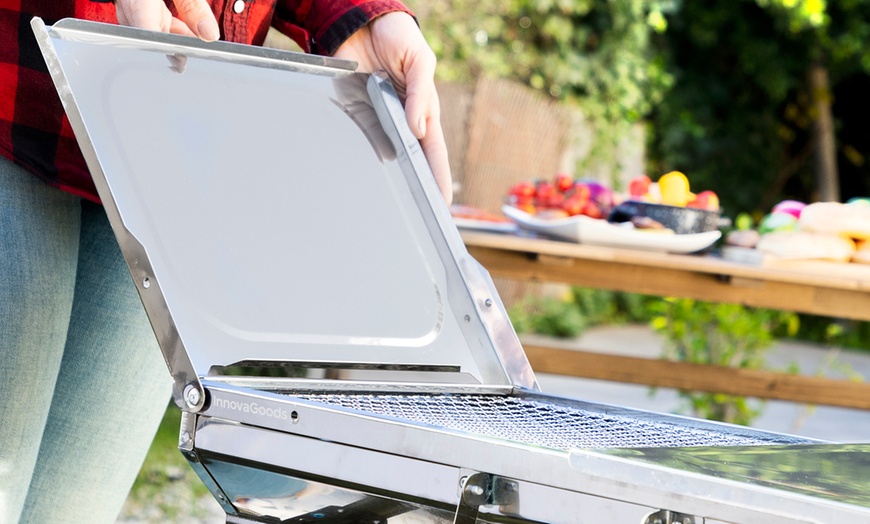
left=461, top=230, right=870, bottom=410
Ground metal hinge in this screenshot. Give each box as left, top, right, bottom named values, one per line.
left=643, top=509, right=698, bottom=524
left=453, top=473, right=520, bottom=524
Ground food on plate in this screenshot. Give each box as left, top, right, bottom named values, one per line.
left=628, top=175, right=652, bottom=198
left=725, top=211, right=760, bottom=248
left=756, top=231, right=856, bottom=262
left=562, top=184, right=591, bottom=216
left=749, top=200, right=870, bottom=264
left=609, top=200, right=720, bottom=234
left=506, top=174, right=614, bottom=219
left=627, top=172, right=719, bottom=212
left=799, top=201, right=870, bottom=240
left=758, top=212, right=799, bottom=235
left=853, top=240, right=870, bottom=264
left=734, top=212, right=754, bottom=231
left=686, top=190, right=719, bottom=211
left=771, top=199, right=807, bottom=219
left=658, top=171, right=692, bottom=207
left=449, top=204, right=512, bottom=223
left=536, top=209, right=570, bottom=220
left=554, top=172, right=574, bottom=192
left=630, top=216, right=672, bottom=233
left=725, top=229, right=761, bottom=248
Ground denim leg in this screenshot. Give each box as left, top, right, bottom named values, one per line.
left=0, top=159, right=80, bottom=523
left=20, top=200, right=172, bottom=524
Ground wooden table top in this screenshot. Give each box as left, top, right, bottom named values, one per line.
left=461, top=230, right=870, bottom=408
left=460, top=230, right=870, bottom=321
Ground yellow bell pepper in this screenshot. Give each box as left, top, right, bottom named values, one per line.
left=659, top=171, right=691, bottom=207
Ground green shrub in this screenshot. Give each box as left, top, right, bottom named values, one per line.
left=510, top=295, right=587, bottom=338
left=650, top=297, right=799, bottom=425
left=570, top=288, right=659, bottom=325
left=783, top=314, right=870, bottom=351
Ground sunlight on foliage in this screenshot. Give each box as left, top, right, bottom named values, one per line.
left=650, top=298, right=799, bottom=425
left=757, top=0, right=828, bottom=31
left=411, top=0, right=675, bottom=175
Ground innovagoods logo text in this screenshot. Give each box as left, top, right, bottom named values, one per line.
left=212, top=397, right=290, bottom=420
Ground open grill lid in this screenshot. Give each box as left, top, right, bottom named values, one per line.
left=33, top=18, right=536, bottom=410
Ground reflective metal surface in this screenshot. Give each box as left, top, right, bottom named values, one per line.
left=598, top=443, right=870, bottom=508
left=200, top=458, right=454, bottom=523
left=569, top=445, right=870, bottom=523
left=32, top=18, right=537, bottom=400
left=191, top=408, right=870, bottom=523
left=293, top=392, right=802, bottom=449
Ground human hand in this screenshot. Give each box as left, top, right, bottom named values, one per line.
left=333, top=12, right=452, bottom=204
left=114, top=0, right=220, bottom=41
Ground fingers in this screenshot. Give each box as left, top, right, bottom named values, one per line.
left=366, top=13, right=451, bottom=202
left=420, top=115, right=453, bottom=205
left=174, top=0, right=219, bottom=40
left=169, top=17, right=197, bottom=37
left=115, top=0, right=172, bottom=32
left=400, top=42, right=452, bottom=202
left=401, top=47, right=437, bottom=140
left=115, top=0, right=218, bottom=41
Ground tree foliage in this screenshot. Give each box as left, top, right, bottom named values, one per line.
left=411, top=0, right=675, bottom=174
left=644, top=0, right=870, bottom=212
left=413, top=0, right=870, bottom=213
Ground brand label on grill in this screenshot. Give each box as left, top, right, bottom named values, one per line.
left=212, top=397, right=290, bottom=421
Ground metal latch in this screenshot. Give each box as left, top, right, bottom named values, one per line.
left=454, top=473, right=519, bottom=524
left=643, top=509, right=697, bottom=524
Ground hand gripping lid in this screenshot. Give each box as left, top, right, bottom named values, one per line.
left=32, top=18, right=536, bottom=411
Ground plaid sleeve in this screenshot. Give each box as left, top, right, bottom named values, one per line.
left=272, top=0, right=413, bottom=55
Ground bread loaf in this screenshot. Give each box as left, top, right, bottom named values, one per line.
left=799, top=202, right=870, bottom=240
left=853, top=240, right=870, bottom=264
left=756, top=231, right=856, bottom=262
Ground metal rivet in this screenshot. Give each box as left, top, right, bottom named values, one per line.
left=291, top=411, right=299, bottom=423
left=233, top=0, right=245, bottom=13
left=467, top=485, right=484, bottom=496
left=484, top=298, right=493, bottom=307
left=142, top=277, right=150, bottom=288
left=464, top=315, right=471, bottom=323
left=184, top=385, right=201, bottom=408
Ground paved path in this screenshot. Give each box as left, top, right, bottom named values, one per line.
left=532, top=325, right=870, bottom=442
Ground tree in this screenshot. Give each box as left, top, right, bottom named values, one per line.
left=415, top=0, right=870, bottom=211
left=411, top=0, right=674, bottom=179
left=648, top=0, right=870, bottom=212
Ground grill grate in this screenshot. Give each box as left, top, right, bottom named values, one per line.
left=295, top=393, right=804, bottom=451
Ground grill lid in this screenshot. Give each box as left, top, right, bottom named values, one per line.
left=33, top=18, right=536, bottom=410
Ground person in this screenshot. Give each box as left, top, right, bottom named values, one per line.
left=0, top=1, right=450, bottom=522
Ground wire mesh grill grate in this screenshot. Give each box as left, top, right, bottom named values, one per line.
left=295, top=393, right=804, bottom=451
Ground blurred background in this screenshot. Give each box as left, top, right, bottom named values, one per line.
left=410, top=0, right=870, bottom=212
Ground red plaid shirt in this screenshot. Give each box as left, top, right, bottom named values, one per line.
left=0, top=0, right=411, bottom=202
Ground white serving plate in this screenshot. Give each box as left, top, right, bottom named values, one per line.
left=502, top=205, right=721, bottom=254
left=452, top=217, right=519, bottom=234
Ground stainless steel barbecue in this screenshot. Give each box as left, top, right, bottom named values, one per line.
left=34, top=18, right=870, bottom=524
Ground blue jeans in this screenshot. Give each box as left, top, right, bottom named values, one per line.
left=0, top=157, right=172, bottom=523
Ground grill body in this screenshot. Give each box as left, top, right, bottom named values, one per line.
left=180, top=381, right=870, bottom=524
